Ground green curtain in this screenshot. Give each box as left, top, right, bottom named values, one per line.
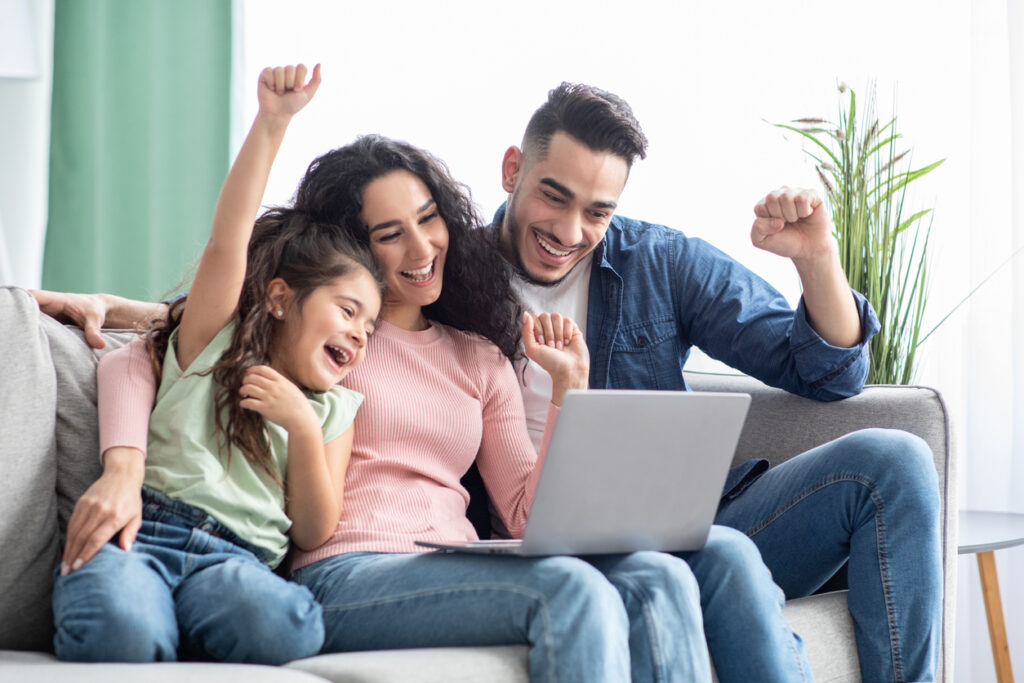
left=43, top=0, right=231, bottom=301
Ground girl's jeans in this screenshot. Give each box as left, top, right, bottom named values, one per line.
left=53, top=487, right=323, bottom=663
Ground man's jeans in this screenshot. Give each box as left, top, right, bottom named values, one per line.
left=293, top=526, right=811, bottom=683
left=716, top=428, right=942, bottom=683
left=52, top=488, right=324, bottom=663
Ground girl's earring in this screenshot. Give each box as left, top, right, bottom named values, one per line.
left=275, top=309, right=284, bottom=319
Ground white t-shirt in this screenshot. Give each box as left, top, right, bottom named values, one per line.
left=512, top=254, right=594, bottom=451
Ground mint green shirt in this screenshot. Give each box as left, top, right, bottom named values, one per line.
left=144, top=323, right=362, bottom=568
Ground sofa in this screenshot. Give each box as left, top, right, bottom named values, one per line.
left=0, top=285, right=957, bottom=682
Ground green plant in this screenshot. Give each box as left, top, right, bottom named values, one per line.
left=773, top=83, right=944, bottom=384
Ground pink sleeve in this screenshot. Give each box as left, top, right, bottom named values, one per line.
left=97, top=337, right=156, bottom=462
left=471, top=342, right=559, bottom=539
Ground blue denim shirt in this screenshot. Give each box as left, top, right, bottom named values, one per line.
left=493, top=205, right=881, bottom=500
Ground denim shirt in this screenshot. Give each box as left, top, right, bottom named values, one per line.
left=493, top=205, right=881, bottom=501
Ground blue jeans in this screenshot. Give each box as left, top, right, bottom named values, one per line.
left=293, top=527, right=809, bottom=683
left=52, top=488, right=324, bottom=664
left=716, top=428, right=942, bottom=683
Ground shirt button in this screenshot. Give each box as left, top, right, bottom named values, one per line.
left=637, top=335, right=648, bottom=347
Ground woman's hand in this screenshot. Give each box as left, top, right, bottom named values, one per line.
left=257, top=63, right=322, bottom=120
left=62, top=447, right=144, bottom=575
left=522, top=312, right=589, bottom=405
left=240, top=365, right=319, bottom=435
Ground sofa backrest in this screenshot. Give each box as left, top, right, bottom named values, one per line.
left=0, top=288, right=132, bottom=651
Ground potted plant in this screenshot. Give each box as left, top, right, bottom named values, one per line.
left=774, top=83, right=944, bottom=384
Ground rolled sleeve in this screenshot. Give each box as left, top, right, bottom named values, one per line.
left=789, top=289, right=880, bottom=400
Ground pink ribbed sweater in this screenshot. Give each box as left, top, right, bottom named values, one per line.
left=98, top=321, right=556, bottom=571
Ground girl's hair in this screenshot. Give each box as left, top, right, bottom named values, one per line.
left=145, top=208, right=382, bottom=483
left=293, top=135, right=523, bottom=361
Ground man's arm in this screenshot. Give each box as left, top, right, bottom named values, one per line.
left=30, top=290, right=167, bottom=349
left=750, top=187, right=861, bottom=348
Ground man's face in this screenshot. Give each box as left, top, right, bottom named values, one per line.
left=501, top=131, right=629, bottom=285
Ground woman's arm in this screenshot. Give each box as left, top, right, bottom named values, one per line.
left=176, top=64, right=321, bottom=369
left=474, top=313, right=589, bottom=538
left=63, top=339, right=156, bottom=573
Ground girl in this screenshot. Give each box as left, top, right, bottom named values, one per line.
left=52, top=64, right=382, bottom=664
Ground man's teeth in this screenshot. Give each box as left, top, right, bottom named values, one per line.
left=536, top=233, right=572, bottom=257
left=401, top=262, right=434, bottom=282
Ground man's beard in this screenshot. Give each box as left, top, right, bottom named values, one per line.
left=504, top=193, right=577, bottom=289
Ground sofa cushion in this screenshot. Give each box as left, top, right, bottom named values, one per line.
left=0, top=651, right=328, bottom=681
left=0, top=287, right=59, bottom=651
left=286, top=646, right=529, bottom=683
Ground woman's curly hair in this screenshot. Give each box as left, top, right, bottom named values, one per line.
left=144, top=209, right=382, bottom=484
left=293, top=135, right=522, bottom=362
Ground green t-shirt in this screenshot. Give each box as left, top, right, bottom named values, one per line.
left=144, top=322, right=362, bottom=568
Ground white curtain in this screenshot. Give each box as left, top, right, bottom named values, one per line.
left=950, top=1, right=1024, bottom=680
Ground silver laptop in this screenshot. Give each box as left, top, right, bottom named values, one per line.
left=415, top=389, right=750, bottom=556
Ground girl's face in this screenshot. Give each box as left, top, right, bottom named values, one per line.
left=272, top=268, right=382, bottom=392
left=360, top=169, right=449, bottom=328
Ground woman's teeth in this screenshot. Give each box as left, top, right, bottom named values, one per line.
left=536, top=232, right=572, bottom=257
left=401, top=262, right=434, bottom=282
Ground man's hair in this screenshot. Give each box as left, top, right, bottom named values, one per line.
left=523, top=82, right=648, bottom=167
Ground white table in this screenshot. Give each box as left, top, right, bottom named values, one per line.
left=959, top=510, right=1024, bottom=683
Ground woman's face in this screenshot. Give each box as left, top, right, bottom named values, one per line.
left=361, top=169, right=449, bottom=322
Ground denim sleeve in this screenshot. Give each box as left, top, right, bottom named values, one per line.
left=675, top=236, right=880, bottom=401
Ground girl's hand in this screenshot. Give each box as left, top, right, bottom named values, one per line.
left=522, top=312, right=589, bottom=405
left=257, top=63, right=322, bottom=119
left=239, top=365, right=319, bottom=434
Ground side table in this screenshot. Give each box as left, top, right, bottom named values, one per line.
left=959, top=510, right=1024, bottom=683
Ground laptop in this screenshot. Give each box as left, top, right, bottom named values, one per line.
left=415, top=389, right=750, bottom=556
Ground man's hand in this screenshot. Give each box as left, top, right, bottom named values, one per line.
left=752, top=187, right=862, bottom=347
left=522, top=312, right=589, bottom=405
left=239, top=365, right=319, bottom=434
left=751, top=187, right=835, bottom=265
left=30, top=290, right=110, bottom=349
left=62, top=447, right=144, bottom=575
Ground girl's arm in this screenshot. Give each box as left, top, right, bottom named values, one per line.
left=286, top=424, right=353, bottom=550
left=176, top=64, right=321, bottom=370
left=237, top=365, right=350, bottom=550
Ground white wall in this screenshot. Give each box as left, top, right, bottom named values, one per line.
left=237, top=0, right=971, bottom=380
left=0, top=0, right=53, bottom=289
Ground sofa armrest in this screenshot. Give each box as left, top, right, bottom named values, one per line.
left=685, top=370, right=958, bottom=681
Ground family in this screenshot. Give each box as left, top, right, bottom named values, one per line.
left=35, top=64, right=942, bottom=682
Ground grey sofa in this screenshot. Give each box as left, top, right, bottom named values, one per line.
left=0, top=286, right=956, bottom=682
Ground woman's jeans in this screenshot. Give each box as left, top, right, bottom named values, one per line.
left=716, top=428, right=943, bottom=683
left=52, top=487, right=323, bottom=663
left=293, top=526, right=812, bottom=683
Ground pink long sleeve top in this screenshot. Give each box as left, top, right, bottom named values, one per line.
left=98, top=320, right=557, bottom=571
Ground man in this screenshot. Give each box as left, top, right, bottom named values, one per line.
left=495, top=83, right=941, bottom=683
